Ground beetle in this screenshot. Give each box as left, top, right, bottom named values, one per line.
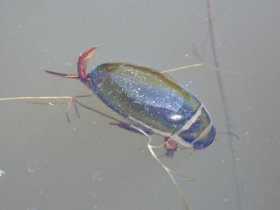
left=46, top=47, right=216, bottom=156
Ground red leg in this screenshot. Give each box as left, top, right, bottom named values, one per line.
left=45, top=47, right=97, bottom=89
left=77, top=47, right=97, bottom=81
left=45, top=70, right=79, bottom=78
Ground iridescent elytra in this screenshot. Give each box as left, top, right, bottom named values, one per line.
left=46, top=47, right=216, bottom=155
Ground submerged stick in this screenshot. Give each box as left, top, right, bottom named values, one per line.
left=207, top=1, right=242, bottom=209
left=0, top=96, right=73, bottom=101
left=0, top=94, right=92, bottom=102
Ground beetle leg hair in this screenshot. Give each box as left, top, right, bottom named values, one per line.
left=65, top=96, right=81, bottom=122
left=130, top=125, right=191, bottom=210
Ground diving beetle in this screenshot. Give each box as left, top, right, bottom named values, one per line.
left=46, top=47, right=216, bottom=156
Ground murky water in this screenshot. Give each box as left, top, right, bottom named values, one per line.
left=1, top=0, right=280, bottom=210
